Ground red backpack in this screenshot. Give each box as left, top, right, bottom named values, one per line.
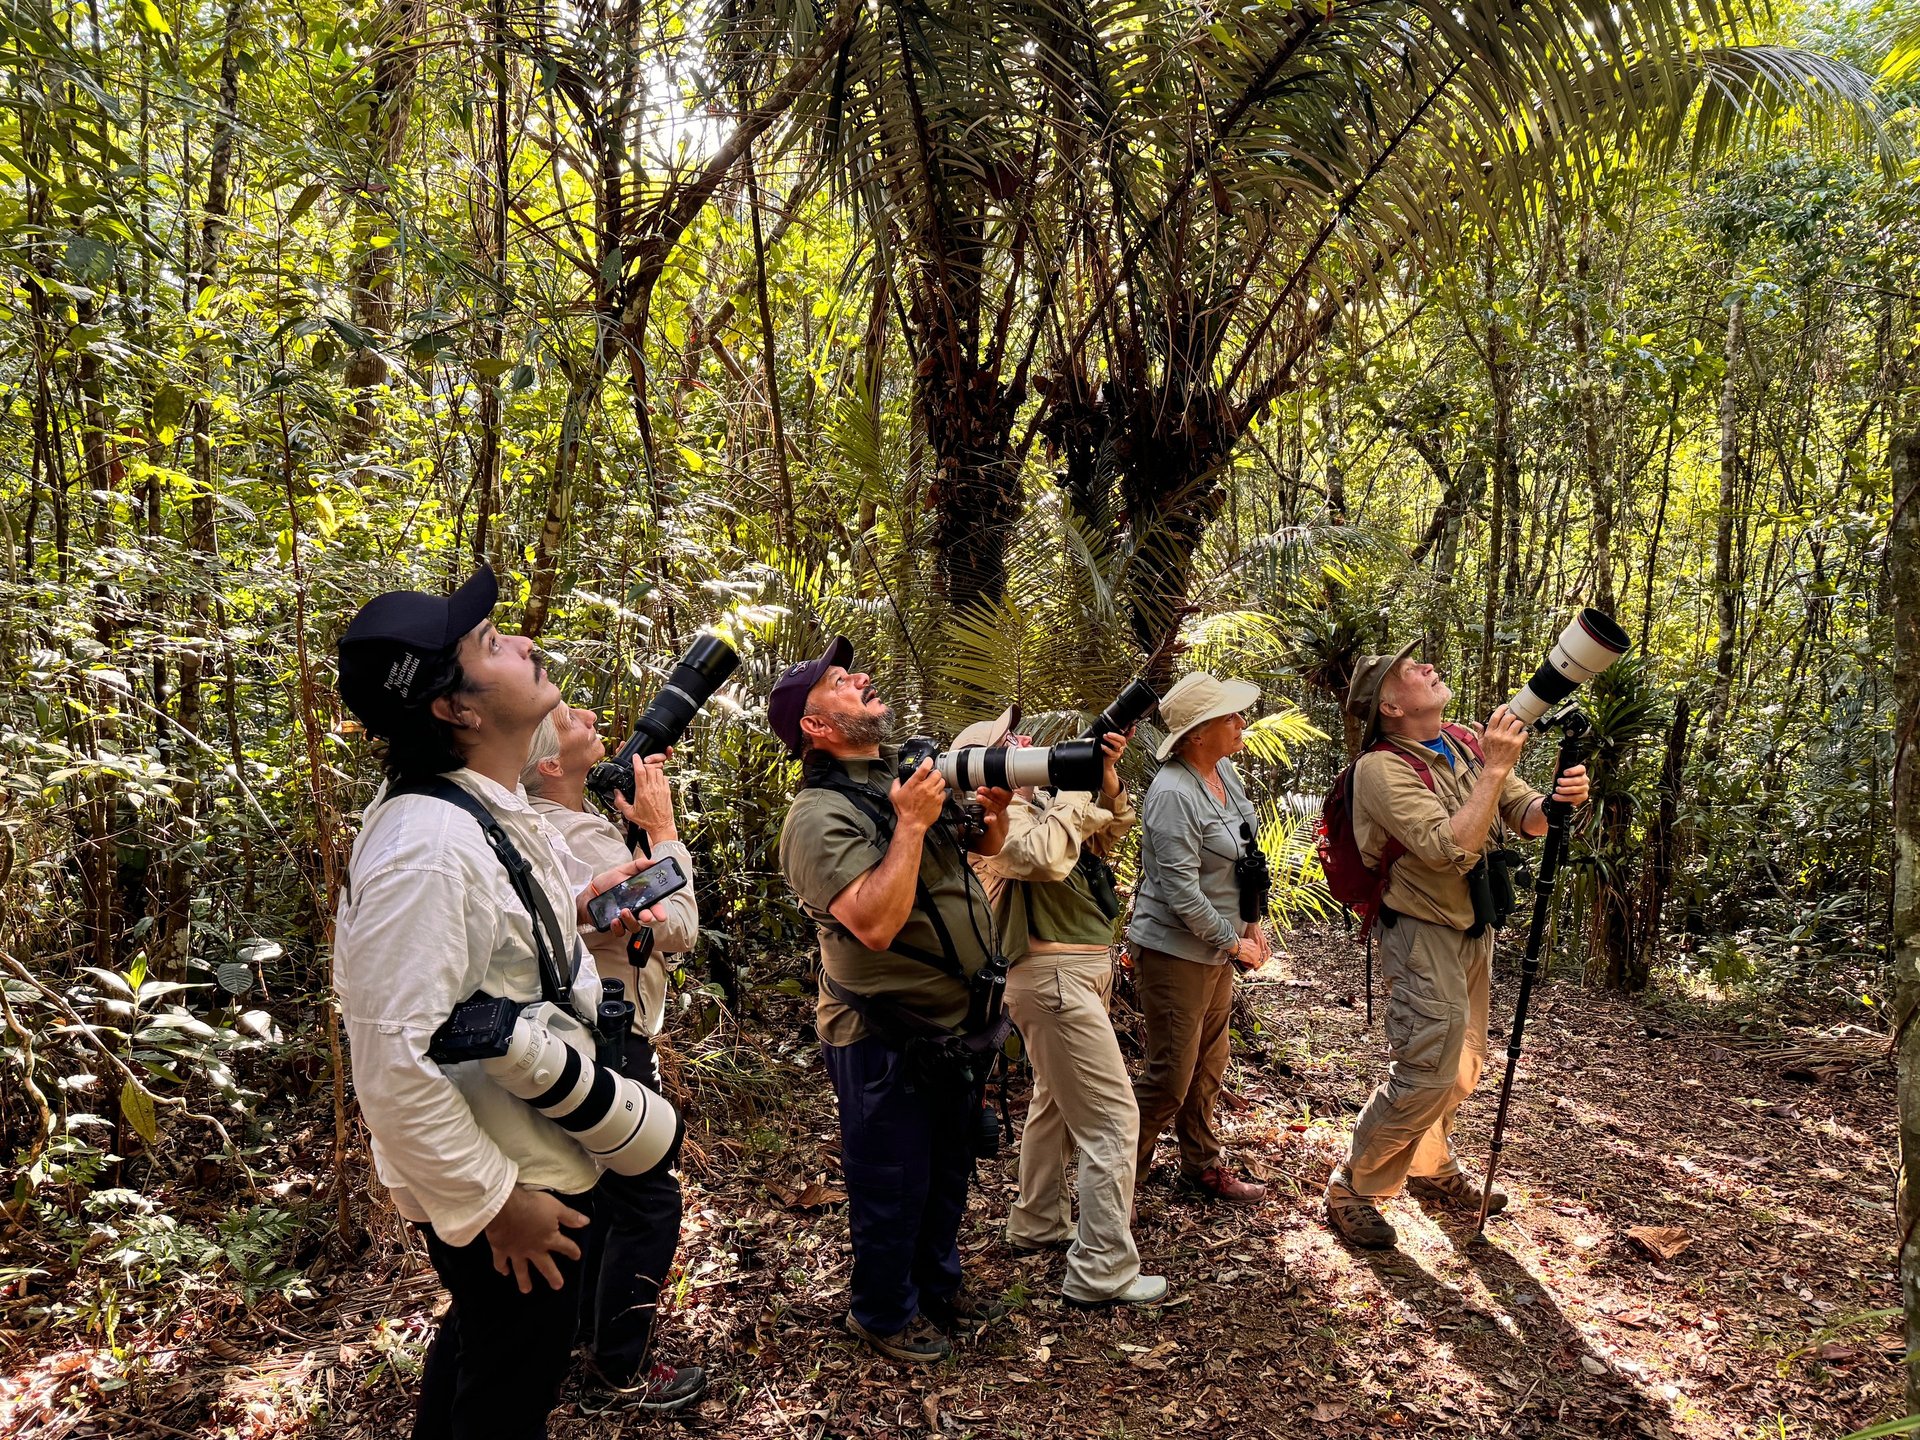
left=1316, top=723, right=1484, bottom=938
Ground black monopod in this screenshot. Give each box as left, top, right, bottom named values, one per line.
left=1475, top=607, right=1628, bottom=1239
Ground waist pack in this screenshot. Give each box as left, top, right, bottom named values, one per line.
left=1316, top=723, right=1485, bottom=939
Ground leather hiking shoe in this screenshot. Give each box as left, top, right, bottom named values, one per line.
left=1066, top=1273, right=1170, bottom=1309
left=1190, top=1165, right=1268, bottom=1205
left=1409, top=1170, right=1508, bottom=1216
left=577, top=1361, right=709, bottom=1415
left=922, top=1288, right=1012, bottom=1332
left=1324, top=1192, right=1398, bottom=1250
left=843, top=1313, right=952, bottom=1365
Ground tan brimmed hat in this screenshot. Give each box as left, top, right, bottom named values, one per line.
left=953, top=704, right=1020, bottom=751
left=1345, top=639, right=1420, bottom=742
left=1154, top=672, right=1260, bottom=761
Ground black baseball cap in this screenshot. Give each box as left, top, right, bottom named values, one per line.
left=768, top=635, right=854, bottom=756
left=337, top=566, right=499, bottom=737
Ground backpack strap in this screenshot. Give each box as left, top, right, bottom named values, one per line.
left=389, top=777, right=579, bottom=1010
left=800, top=759, right=971, bottom=984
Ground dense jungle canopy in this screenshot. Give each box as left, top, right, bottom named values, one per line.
left=2, top=0, right=1919, bottom=1434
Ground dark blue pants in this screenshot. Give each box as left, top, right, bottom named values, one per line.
left=414, top=1190, right=596, bottom=1440
left=823, top=1034, right=976, bottom=1337
left=579, top=1031, right=684, bottom=1385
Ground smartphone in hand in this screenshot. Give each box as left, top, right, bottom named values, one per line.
left=586, top=856, right=688, bottom=932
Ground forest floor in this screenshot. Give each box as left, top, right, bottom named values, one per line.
left=0, top=926, right=1900, bottom=1440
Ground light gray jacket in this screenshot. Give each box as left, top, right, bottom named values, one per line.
left=1127, top=757, right=1261, bottom=964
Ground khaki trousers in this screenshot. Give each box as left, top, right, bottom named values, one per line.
left=1003, top=950, right=1142, bottom=1301
left=1331, top=915, right=1492, bottom=1200
left=1132, top=948, right=1235, bottom=1179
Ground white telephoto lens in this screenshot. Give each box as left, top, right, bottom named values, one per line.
left=482, top=1004, right=678, bottom=1175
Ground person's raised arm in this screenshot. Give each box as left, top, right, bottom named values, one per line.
left=827, top=760, right=946, bottom=951
left=1450, top=707, right=1528, bottom=858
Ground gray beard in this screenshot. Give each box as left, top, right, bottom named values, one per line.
left=826, top=709, right=892, bottom=747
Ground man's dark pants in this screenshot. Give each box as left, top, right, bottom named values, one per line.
left=823, top=1033, right=976, bottom=1336
left=414, top=1189, right=596, bottom=1440
left=579, top=1030, right=685, bottom=1385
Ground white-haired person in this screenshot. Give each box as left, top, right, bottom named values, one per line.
left=519, top=701, right=705, bottom=1414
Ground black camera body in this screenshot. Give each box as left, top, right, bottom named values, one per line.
left=586, top=635, right=740, bottom=810
left=427, top=993, right=525, bottom=1064
left=897, top=735, right=990, bottom=847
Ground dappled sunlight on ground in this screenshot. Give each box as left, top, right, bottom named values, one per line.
left=0, top=927, right=1897, bottom=1438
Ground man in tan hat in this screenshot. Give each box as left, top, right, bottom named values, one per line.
left=960, top=707, right=1169, bottom=1308
left=1323, top=645, right=1587, bottom=1249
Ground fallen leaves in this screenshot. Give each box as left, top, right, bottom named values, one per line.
left=766, top=1176, right=846, bottom=1210
left=1625, top=1224, right=1693, bottom=1261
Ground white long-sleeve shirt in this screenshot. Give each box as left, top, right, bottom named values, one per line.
left=334, top=769, right=605, bottom=1245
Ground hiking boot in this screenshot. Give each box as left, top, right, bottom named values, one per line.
left=1324, top=1192, right=1398, bottom=1250
left=843, top=1312, right=952, bottom=1366
left=577, top=1361, right=709, bottom=1415
left=922, top=1287, right=1012, bottom=1333
left=1188, top=1165, right=1268, bottom=1206
left=1409, top=1170, right=1508, bottom=1216
left=1065, top=1273, right=1170, bottom=1309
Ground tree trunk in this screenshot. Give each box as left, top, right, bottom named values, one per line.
left=342, top=0, right=429, bottom=456
left=1571, top=227, right=1615, bottom=616
left=1891, top=418, right=1920, bottom=1415
left=1706, top=294, right=1744, bottom=758
left=1633, top=698, right=1689, bottom=974
left=165, top=0, right=245, bottom=974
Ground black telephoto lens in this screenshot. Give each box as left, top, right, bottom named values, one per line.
left=588, top=635, right=740, bottom=805
left=1044, top=738, right=1106, bottom=792
left=1084, top=679, right=1160, bottom=741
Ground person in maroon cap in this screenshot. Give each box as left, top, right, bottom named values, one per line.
left=333, top=566, right=706, bottom=1436
left=769, top=638, right=1012, bottom=1365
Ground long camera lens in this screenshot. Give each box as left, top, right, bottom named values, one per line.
left=936, top=738, right=1105, bottom=794
left=481, top=1003, right=678, bottom=1175
left=1508, top=608, right=1630, bottom=729
left=1084, top=679, right=1159, bottom=741
left=588, top=634, right=740, bottom=805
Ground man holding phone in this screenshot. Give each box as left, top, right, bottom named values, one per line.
left=522, top=701, right=707, bottom=1413
left=334, top=566, right=671, bottom=1439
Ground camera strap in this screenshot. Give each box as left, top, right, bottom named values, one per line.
left=390, top=778, right=579, bottom=1010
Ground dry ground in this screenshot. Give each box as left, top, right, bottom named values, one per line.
left=0, top=927, right=1899, bottom=1438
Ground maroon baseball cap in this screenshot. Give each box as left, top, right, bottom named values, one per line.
left=337, top=566, right=499, bottom=737
left=768, top=635, right=854, bottom=756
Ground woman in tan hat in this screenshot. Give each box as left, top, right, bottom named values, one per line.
left=1126, top=672, right=1270, bottom=1206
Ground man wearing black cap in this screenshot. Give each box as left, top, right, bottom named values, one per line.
left=769, top=638, right=1012, bottom=1365
left=333, top=566, right=706, bottom=1435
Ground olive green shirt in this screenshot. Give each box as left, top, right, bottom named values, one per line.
left=778, top=748, right=994, bottom=1046
left=977, top=786, right=1135, bottom=961
left=1352, top=730, right=1540, bottom=931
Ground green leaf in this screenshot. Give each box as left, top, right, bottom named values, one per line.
left=137, top=0, right=171, bottom=35
left=120, top=1078, right=158, bottom=1145
left=286, top=182, right=324, bottom=225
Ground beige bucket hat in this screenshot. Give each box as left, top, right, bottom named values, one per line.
left=1344, top=639, right=1420, bottom=742
left=953, top=704, right=1020, bottom=751
left=1154, top=672, right=1260, bottom=761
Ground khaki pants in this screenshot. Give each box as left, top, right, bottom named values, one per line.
left=1004, top=950, right=1142, bottom=1302
left=1331, top=915, right=1492, bottom=1199
left=1132, top=948, right=1235, bottom=1179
